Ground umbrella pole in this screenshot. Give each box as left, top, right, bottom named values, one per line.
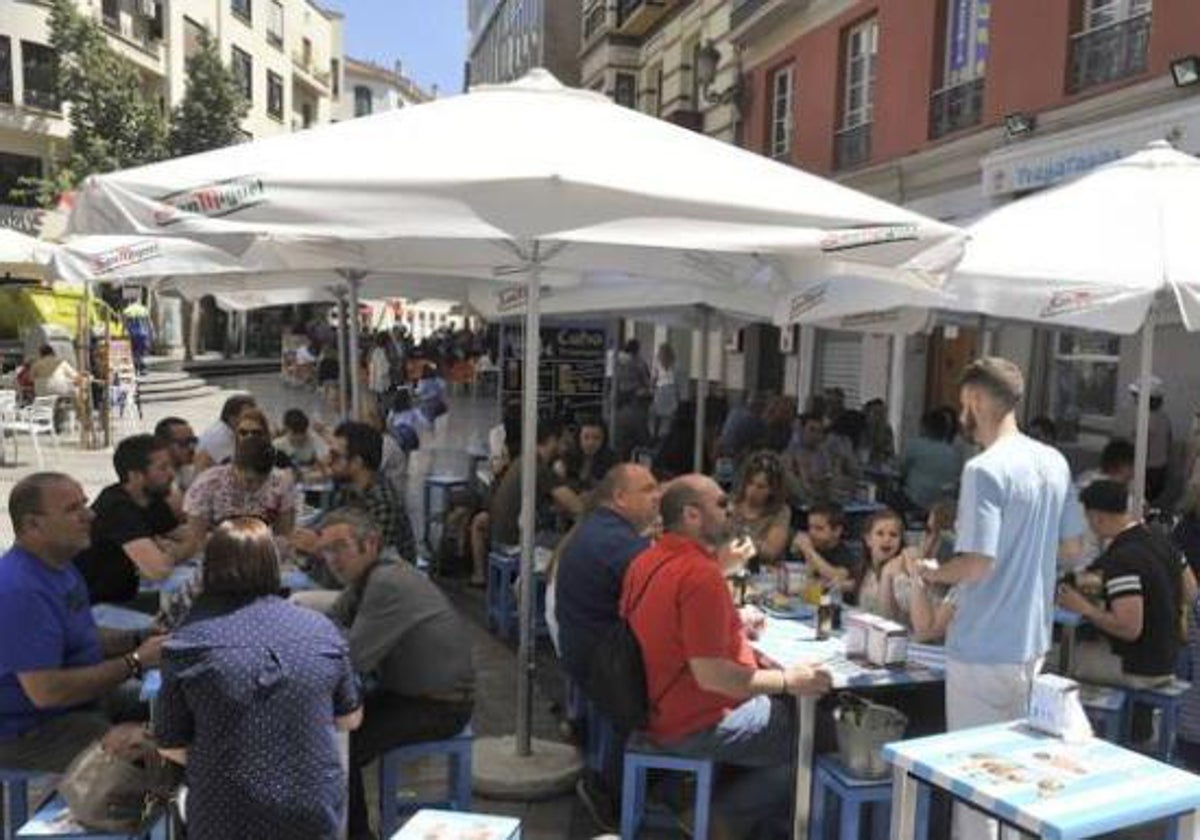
left=888, top=334, right=906, bottom=443
left=335, top=290, right=349, bottom=421
left=694, top=307, right=710, bottom=472
left=515, top=243, right=543, bottom=756
left=348, top=276, right=362, bottom=421
left=1132, top=313, right=1155, bottom=514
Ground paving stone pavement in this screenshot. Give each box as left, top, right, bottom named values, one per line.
left=0, top=371, right=610, bottom=838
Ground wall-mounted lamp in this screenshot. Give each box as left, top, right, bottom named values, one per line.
left=1171, top=56, right=1200, bottom=88
left=1003, top=111, right=1037, bottom=140
left=696, top=40, right=743, bottom=107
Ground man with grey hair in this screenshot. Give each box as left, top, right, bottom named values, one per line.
left=621, top=474, right=830, bottom=839
left=919, top=358, right=1084, bottom=840
left=0, top=473, right=164, bottom=772
left=316, top=507, right=474, bottom=840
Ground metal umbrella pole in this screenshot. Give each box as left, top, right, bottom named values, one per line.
left=335, top=288, right=350, bottom=421
left=347, top=273, right=363, bottom=421
left=694, top=306, right=710, bottom=471
left=1131, top=308, right=1155, bottom=515
left=515, top=241, right=542, bottom=757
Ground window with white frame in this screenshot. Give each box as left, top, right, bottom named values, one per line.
left=230, top=46, right=252, bottom=104
left=769, top=65, right=793, bottom=159
left=1083, top=0, right=1151, bottom=30
left=267, top=1, right=283, bottom=48
left=842, top=17, right=877, bottom=129
left=1053, top=331, right=1121, bottom=426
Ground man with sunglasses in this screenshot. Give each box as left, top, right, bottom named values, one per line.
left=622, top=475, right=831, bottom=839
left=154, top=416, right=197, bottom=497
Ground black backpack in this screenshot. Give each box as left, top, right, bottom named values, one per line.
left=584, top=553, right=683, bottom=734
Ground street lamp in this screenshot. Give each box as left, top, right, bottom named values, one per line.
left=696, top=40, right=742, bottom=106
left=1171, top=56, right=1200, bottom=88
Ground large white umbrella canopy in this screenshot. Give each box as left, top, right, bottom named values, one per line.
left=0, top=228, right=54, bottom=278
left=918, top=140, right=1200, bottom=334
left=67, top=69, right=962, bottom=767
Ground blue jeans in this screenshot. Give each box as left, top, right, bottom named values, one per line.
left=639, top=695, right=796, bottom=840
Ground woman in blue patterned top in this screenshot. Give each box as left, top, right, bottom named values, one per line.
left=155, top=518, right=362, bottom=840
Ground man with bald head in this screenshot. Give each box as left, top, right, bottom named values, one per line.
left=557, top=462, right=662, bottom=688
left=0, top=473, right=164, bottom=772
left=622, top=474, right=831, bottom=839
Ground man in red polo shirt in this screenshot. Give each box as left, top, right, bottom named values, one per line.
left=622, top=474, right=831, bottom=839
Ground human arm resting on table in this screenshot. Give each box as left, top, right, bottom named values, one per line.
left=1058, top=583, right=1142, bottom=642
left=689, top=657, right=831, bottom=700
left=20, top=634, right=163, bottom=708
left=792, top=533, right=853, bottom=587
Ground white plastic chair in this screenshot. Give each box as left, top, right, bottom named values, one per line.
left=3, top=395, right=61, bottom=467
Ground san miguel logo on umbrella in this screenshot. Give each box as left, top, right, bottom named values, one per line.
left=820, top=224, right=919, bottom=253
left=789, top=282, right=828, bottom=321
left=153, top=176, right=265, bottom=226
left=86, top=240, right=162, bottom=275
left=1041, top=287, right=1125, bottom=318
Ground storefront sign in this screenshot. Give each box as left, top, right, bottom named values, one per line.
left=983, top=100, right=1200, bottom=197
left=0, top=204, right=47, bottom=236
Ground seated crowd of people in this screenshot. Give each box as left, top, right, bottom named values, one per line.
left=4, top=366, right=1200, bottom=840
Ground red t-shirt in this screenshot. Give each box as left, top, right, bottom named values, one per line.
left=620, top=533, right=757, bottom=744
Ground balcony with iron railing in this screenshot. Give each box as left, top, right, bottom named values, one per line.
left=929, top=77, right=984, bottom=140
left=23, top=87, right=60, bottom=113
left=731, top=0, right=770, bottom=30
left=291, top=53, right=331, bottom=92
left=834, top=122, right=871, bottom=171
left=1067, top=13, right=1151, bottom=94
left=583, top=1, right=608, bottom=43
left=616, top=0, right=671, bottom=36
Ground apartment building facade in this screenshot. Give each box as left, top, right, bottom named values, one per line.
left=468, top=0, right=581, bottom=87
left=0, top=0, right=345, bottom=209
left=729, top=0, right=1200, bottom=444
left=335, top=57, right=432, bottom=122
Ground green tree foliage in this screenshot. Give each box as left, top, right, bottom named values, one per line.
left=44, top=0, right=168, bottom=187
left=170, top=35, right=250, bottom=157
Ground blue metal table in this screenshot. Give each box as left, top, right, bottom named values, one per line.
left=752, top=617, right=945, bottom=840
left=884, top=720, right=1200, bottom=839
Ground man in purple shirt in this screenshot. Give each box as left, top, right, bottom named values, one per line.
left=0, top=473, right=164, bottom=772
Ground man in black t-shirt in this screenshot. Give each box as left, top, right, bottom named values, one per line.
left=489, top=420, right=583, bottom=547
left=1058, top=480, right=1186, bottom=687
left=74, top=435, right=199, bottom=604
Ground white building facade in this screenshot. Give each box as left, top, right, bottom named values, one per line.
left=335, top=57, right=431, bottom=122
left=0, top=0, right=345, bottom=208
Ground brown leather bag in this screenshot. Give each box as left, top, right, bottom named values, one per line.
left=58, top=731, right=181, bottom=832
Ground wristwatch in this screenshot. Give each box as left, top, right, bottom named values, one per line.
left=123, top=651, right=143, bottom=679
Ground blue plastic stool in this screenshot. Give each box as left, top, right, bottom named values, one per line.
left=811, top=755, right=929, bottom=840
left=423, top=475, right=469, bottom=551
left=620, top=751, right=713, bottom=840
left=1, top=769, right=50, bottom=840
left=16, top=793, right=167, bottom=839
left=1132, top=678, right=1189, bottom=761
left=486, top=551, right=519, bottom=639
left=377, top=724, right=474, bottom=839
left=1079, top=684, right=1131, bottom=743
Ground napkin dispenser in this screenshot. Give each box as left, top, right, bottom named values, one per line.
left=844, top=613, right=874, bottom=658
left=865, top=617, right=908, bottom=667
left=1027, top=674, right=1093, bottom=742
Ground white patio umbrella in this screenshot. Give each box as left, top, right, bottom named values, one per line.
left=909, top=140, right=1200, bottom=511
left=66, top=69, right=961, bottom=774
left=0, top=228, right=54, bottom=279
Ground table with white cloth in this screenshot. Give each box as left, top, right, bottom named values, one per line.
left=751, top=616, right=946, bottom=840
left=883, top=720, right=1200, bottom=839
